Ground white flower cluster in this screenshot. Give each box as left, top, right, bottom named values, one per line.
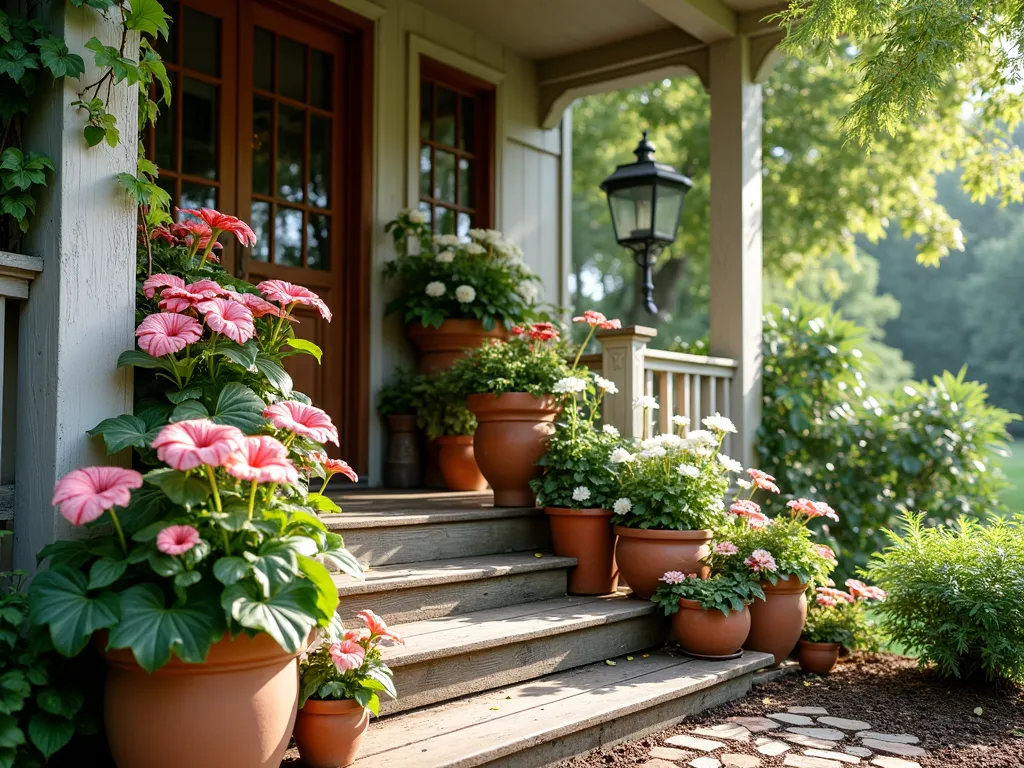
left=571, top=486, right=591, bottom=503
left=672, top=415, right=690, bottom=428
left=425, top=281, right=446, bottom=298
left=518, top=281, right=539, bottom=301
left=594, top=375, right=618, bottom=394
left=435, top=250, right=455, bottom=264
left=465, top=243, right=486, bottom=256
left=717, top=454, right=743, bottom=473
left=433, top=234, right=461, bottom=248
left=632, top=395, right=659, bottom=410
left=609, top=447, right=635, bottom=464
left=677, top=463, right=699, bottom=478
left=404, top=208, right=428, bottom=225
left=612, top=497, right=633, bottom=516
left=602, top=424, right=620, bottom=437
left=553, top=376, right=588, bottom=395
left=455, top=285, right=476, bottom=303
left=703, top=413, right=737, bottom=434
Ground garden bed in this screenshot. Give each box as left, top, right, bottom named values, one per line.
left=559, top=653, right=1024, bottom=768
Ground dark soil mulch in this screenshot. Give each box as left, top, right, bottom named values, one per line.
left=559, top=653, right=1024, bottom=768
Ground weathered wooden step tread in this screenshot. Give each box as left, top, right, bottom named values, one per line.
left=379, top=594, right=654, bottom=667
left=322, top=489, right=536, bottom=528
left=353, top=649, right=774, bottom=768
left=322, top=505, right=541, bottom=530
left=332, top=553, right=576, bottom=596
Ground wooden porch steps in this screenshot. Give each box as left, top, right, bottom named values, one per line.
left=320, top=490, right=774, bottom=767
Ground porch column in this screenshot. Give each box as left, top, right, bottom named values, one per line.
left=597, top=325, right=657, bottom=439
left=708, top=35, right=763, bottom=470
left=12, top=5, right=138, bottom=572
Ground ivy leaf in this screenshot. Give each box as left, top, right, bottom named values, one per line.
left=35, top=688, right=83, bottom=719
left=284, top=338, right=323, bottom=364
left=255, top=354, right=293, bottom=397
left=27, top=567, right=120, bottom=657
left=0, top=189, right=35, bottom=222
left=83, top=124, right=105, bottom=147
left=27, top=712, right=74, bottom=758
left=87, top=414, right=149, bottom=453
left=35, top=36, right=84, bottom=79
left=1, top=147, right=52, bottom=190
left=0, top=40, right=39, bottom=82
left=143, top=468, right=210, bottom=507
left=221, top=579, right=318, bottom=654
left=125, top=0, right=171, bottom=39
left=0, top=714, right=24, bottom=749
left=211, top=382, right=265, bottom=433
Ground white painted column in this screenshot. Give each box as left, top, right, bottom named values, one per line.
left=13, top=4, right=138, bottom=571
left=708, top=36, right=763, bottom=470
left=597, top=325, right=657, bottom=439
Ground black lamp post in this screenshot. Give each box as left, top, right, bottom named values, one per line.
left=600, top=130, right=692, bottom=315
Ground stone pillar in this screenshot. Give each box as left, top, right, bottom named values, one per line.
left=708, top=35, right=763, bottom=469
left=13, top=4, right=138, bottom=571
left=596, top=325, right=657, bottom=439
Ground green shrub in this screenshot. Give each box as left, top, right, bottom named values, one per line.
left=865, top=512, right=1024, bottom=683
left=414, top=372, right=476, bottom=439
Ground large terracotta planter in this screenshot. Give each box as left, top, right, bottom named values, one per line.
left=467, top=393, right=558, bottom=507
left=293, top=698, right=370, bottom=768
left=744, top=576, right=809, bottom=664
left=544, top=507, right=619, bottom=595
left=613, top=526, right=713, bottom=600
left=407, top=319, right=505, bottom=374
left=385, top=414, right=421, bottom=488
left=103, top=633, right=302, bottom=768
left=797, top=639, right=840, bottom=675
left=672, top=599, right=751, bottom=657
left=436, top=435, right=488, bottom=491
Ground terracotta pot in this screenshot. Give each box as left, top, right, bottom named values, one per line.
left=544, top=508, right=619, bottom=595
left=407, top=319, right=505, bottom=374
left=385, top=414, right=421, bottom=488
left=613, top=526, right=713, bottom=599
left=293, top=698, right=370, bottom=768
left=672, top=599, right=751, bottom=657
left=436, top=435, right=488, bottom=491
left=744, top=576, right=809, bottom=664
left=797, top=640, right=840, bottom=675
left=103, top=633, right=302, bottom=768
left=467, top=393, right=558, bottom=507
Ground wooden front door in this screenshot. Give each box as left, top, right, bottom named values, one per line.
left=148, top=0, right=372, bottom=472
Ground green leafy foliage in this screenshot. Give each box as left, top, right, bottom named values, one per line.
left=413, top=371, right=476, bottom=439
left=651, top=572, right=764, bottom=618
left=376, top=368, right=420, bottom=417
left=714, top=513, right=836, bottom=588
left=865, top=512, right=1024, bottom=683
left=448, top=326, right=570, bottom=398
left=802, top=590, right=884, bottom=651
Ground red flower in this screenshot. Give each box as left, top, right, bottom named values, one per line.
left=314, top=452, right=359, bottom=483
left=746, top=468, right=780, bottom=494
left=510, top=325, right=525, bottom=336
left=179, top=207, right=257, bottom=247
left=572, top=310, right=622, bottom=330
left=527, top=322, right=559, bottom=342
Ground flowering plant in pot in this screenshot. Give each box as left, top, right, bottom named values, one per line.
left=294, top=610, right=402, bottom=768
left=651, top=569, right=765, bottom=658
left=798, top=580, right=887, bottom=674
left=415, top=371, right=486, bottom=492
left=449, top=323, right=570, bottom=506
left=27, top=209, right=362, bottom=768
left=712, top=486, right=839, bottom=664
left=383, top=209, right=541, bottom=372
left=377, top=369, right=422, bottom=489
left=606, top=405, right=736, bottom=599
left=530, top=310, right=623, bottom=594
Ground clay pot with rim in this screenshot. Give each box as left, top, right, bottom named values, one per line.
left=672, top=599, right=751, bottom=658
left=385, top=414, right=421, bottom=488
left=545, top=507, right=619, bottom=594
left=744, top=575, right=809, bottom=664
left=797, top=639, right=840, bottom=675
left=467, top=393, right=559, bottom=507
left=293, top=698, right=370, bottom=768
left=613, top=527, right=713, bottom=600
left=436, top=435, right=488, bottom=491
left=103, top=633, right=303, bottom=768
left=407, top=319, right=505, bottom=374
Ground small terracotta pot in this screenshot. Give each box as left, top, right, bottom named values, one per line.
left=544, top=508, right=619, bottom=595
left=672, top=599, right=751, bottom=657
left=436, top=435, right=488, bottom=491
left=797, top=640, right=840, bottom=675
left=744, top=576, right=809, bottom=664
left=407, top=319, right=505, bottom=374
left=103, top=633, right=302, bottom=768
left=293, top=698, right=370, bottom=768
left=467, top=393, right=559, bottom=507
left=613, top=527, right=713, bottom=600
left=385, top=414, right=421, bottom=488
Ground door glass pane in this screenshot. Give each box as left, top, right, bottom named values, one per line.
left=310, top=50, right=332, bottom=110
left=250, top=201, right=272, bottom=262
left=457, top=212, right=471, bottom=237
left=253, top=28, right=273, bottom=91
left=182, top=7, right=220, bottom=76
left=277, top=104, right=305, bottom=203
left=154, top=71, right=177, bottom=170
left=458, top=159, right=473, bottom=208
left=419, top=147, right=432, bottom=198
left=181, top=78, right=218, bottom=179
left=418, top=201, right=432, bottom=227
left=278, top=36, right=307, bottom=102
left=434, top=150, right=455, bottom=202
left=154, top=2, right=178, bottom=63
left=157, top=176, right=176, bottom=206
left=308, top=115, right=331, bottom=208
left=308, top=214, right=330, bottom=270
left=436, top=87, right=457, bottom=146
left=420, top=81, right=432, bottom=140
left=460, top=95, right=475, bottom=151
left=275, top=208, right=303, bottom=266
left=252, top=96, right=273, bottom=196
left=435, top=206, right=455, bottom=235
left=180, top=182, right=217, bottom=211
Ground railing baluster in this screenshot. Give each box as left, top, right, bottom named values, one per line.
left=693, top=375, right=702, bottom=429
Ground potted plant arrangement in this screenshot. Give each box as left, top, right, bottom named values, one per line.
left=606, top=406, right=735, bottom=599
left=798, top=580, right=887, bottom=674
left=714, top=484, right=839, bottom=664
left=651, top=568, right=765, bottom=659
left=27, top=209, right=362, bottom=768
left=384, top=210, right=541, bottom=373
left=449, top=323, right=570, bottom=506
left=294, top=610, right=402, bottom=768
left=416, top=371, right=487, bottom=492
left=530, top=310, right=622, bottom=594
left=378, top=368, right=422, bottom=488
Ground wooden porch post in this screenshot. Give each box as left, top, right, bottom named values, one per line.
left=12, top=6, right=138, bottom=572
left=708, top=35, right=763, bottom=470
left=596, top=325, right=657, bottom=439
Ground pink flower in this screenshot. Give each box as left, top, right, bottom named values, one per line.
left=142, top=273, right=184, bottom=300
left=196, top=298, right=255, bottom=344
left=159, top=280, right=227, bottom=312
left=814, top=544, right=838, bottom=563
left=787, top=498, right=840, bottom=522
left=264, top=401, right=339, bottom=445
left=357, top=609, right=404, bottom=646
left=510, top=325, right=525, bottom=336
left=729, top=499, right=762, bottom=519
left=659, top=570, right=689, bottom=585
left=225, top=289, right=282, bottom=318
left=816, top=592, right=837, bottom=608
left=572, top=310, right=622, bottom=330
left=745, top=510, right=771, bottom=529
left=257, top=279, right=332, bottom=321
left=714, top=541, right=739, bottom=556
left=314, top=452, right=359, bottom=483
left=152, top=419, right=245, bottom=471
left=744, top=548, right=778, bottom=573
left=846, top=579, right=887, bottom=602
left=816, top=586, right=854, bottom=604
left=343, top=628, right=370, bottom=643
left=180, top=207, right=257, bottom=247
left=328, top=640, right=366, bottom=671
left=526, top=322, right=559, bottom=342
left=224, top=436, right=298, bottom=484
left=51, top=467, right=143, bottom=526
left=156, top=525, right=201, bottom=555
left=135, top=312, right=203, bottom=357
left=746, top=469, right=780, bottom=494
